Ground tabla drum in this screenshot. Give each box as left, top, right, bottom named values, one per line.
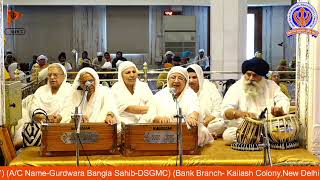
left=231, top=117, right=263, bottom=151
left=267, top=114, right=300, bottom=149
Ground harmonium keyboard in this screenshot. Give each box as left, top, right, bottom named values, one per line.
left=121, top=123, right=200, bottom=156
left=40, top=123, right=117, bottom=156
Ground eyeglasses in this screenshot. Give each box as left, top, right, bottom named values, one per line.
left=80, top=80, right=94, bottom=85
left=48, top=73, right=64, bottom=78
left=170, top=75, right=186, bottom=82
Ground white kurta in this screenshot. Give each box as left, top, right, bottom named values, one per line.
left=66, top=67, right=119, bottom=123
left=29, top=63, right=72, bottom=121
left=222, top=76, right=290, bottom=123
left=62, top=62, right=72, bottom=71
left=221, top=76, right=290, bottom=144
left=69, top=85, right=117, bottom=123
left=193, top=55, right=209, bottom=70
left=155, top=87, right=199, bottom=120
left=112, top=61, right=156, bottom=124
left=198, top=80, right=226, bottom=135
left=187, top=64, right=225, bottom=136
left=199, top=80, right=222, bottom=119
left=155, top=87, right=213, bottom=146
left=30, top=82, right=72, bottom=121
left=14, top=63, right=72, bottom=145
left=111, top=80, right=156, bottom=124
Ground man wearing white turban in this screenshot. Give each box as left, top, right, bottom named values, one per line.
left=14, top=63, right=72, bottom=147
left=163, top=51, right=175, bottom=64
left=193, top=49, right=209, bottom=70
left=187, top=64, right=226, bottom=137
left=154, top=66, right=213, bottom=146
left=65, top=67, right=118, bottom=125
left=92, top=52, right=106, bottom=71
left=111, top=61, right=156, bottom=124
left=221, top=58, right=290, bottom=145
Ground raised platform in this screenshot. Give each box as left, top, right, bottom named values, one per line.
left=9, top=139, right=320, bottom=166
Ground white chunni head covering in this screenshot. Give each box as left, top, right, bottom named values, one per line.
left=167, top=66, right=189, bottom=87
left=187, top=64, right=204, bottom=93
left=34, top=63, right=71, bottom=116
left=117, top=61, right=139, bottom=86
left=73, top=67, right=100, bottom=91
left=167, top=66, right=189, bottom=99
left=47, top=63, right=67, bottom=85
left=72, top=67, right=111, bottom=122
left=37, top=55, right=48, bottom=63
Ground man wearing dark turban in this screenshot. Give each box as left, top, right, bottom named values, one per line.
left=241, top=57, right=269, bottom=77
left=219, top=57, right=290, bottom=145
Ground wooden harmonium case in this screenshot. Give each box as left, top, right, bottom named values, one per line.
left=40, top=123, right=117, bottom=157
left=121, top=123, right=199, bottom=156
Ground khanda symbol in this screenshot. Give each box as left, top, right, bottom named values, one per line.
left=293, top=7, right=312, bottom=27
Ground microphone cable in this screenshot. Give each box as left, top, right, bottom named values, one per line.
left=76, top=133, right=92, bottom=166
left=175, top=99, right=179, bottom=166
left=73, top=85, right=92, bottom=166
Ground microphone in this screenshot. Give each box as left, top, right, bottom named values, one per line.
left=259, top=107, right=268, bottom=119
left=169, top=88, right=176, bottom=99
left=85, top=81, right=93, bottom=91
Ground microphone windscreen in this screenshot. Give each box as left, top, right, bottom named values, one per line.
left=169, top=88, right=176, bottom=95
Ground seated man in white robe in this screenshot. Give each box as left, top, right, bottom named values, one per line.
left=111, top=61, right=156, bottom=124
left=222, top=57, right=290, bottom=145
left=187, top=64, right=226, bottom=137
left=65, top=67, right=118, bottom=126
left=154, top=66, right=213, bottom=146
left=14, top=63, right=72, bottom=147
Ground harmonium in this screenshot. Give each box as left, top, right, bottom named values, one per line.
left=40, top=123, right=117, bottom=156
left=121, top=123, right=200, bottom=156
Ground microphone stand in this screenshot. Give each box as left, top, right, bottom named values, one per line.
left=173, top=96, right=184, bottom=166
left=74, top=88, right=88, bottom=166
left=259, top=109, right=272, bottom=166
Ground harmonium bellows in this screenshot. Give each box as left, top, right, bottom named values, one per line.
left=40, top=123, right=117, bottom=157
left=121, top=123, right=200, bottom=156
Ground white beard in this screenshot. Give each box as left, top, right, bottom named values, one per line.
left=243, top=78, right=265, bottom=99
